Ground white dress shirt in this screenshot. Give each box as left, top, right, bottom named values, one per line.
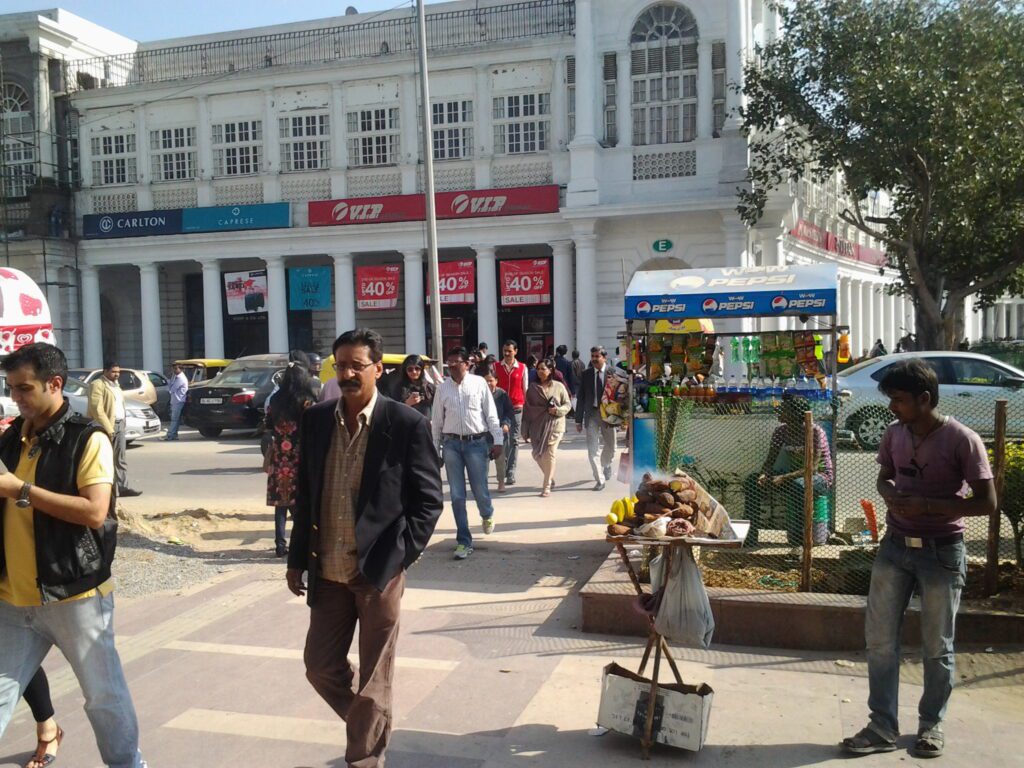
left=431, top=373, right=503, bottom=448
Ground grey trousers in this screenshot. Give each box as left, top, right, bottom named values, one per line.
left=113, top=420, right=128, bottom=491
left=585, top=417, right=617, bottom=482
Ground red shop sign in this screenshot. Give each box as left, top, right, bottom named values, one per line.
left=356, top=265, right=400, bottom=310
left=791, top=218, right=888, bottom=267
left=500, top=259, right=550, bottom=307
left=427, top=260, right=476, bottom=305
left=308, top=185, right=559, bottom=227
left=309, top=195, right=425, bottom=227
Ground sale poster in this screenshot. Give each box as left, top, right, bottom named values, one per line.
left=356, top=265, right=400, bottom=310
left=427, top=260, right=475, bottom=305
left=288, top=266, right=332, bottom=311
left=224, top=269, right=269, bottom=316
left=499, top=259, right=550, bottom=306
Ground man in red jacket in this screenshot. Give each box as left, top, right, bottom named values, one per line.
left=495, top=340, right=528, bottom=486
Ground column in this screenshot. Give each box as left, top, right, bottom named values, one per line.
left=78, top=112, right=93, bottom=188
left=201, top=260, right=225, bottom=359
left=841, top=277, right=854, bottom=334
left=80, top=264, right=103, bottom=368
left=263, top=88, right=280, bottom=200
left=985, top=307, right=996, bottom=340
left=853, top=280, right=865, bottom=353
left=551, top=54, right=568, bottom=149
left=474, top=245, right=499, bottom=352
left=264, top=256, right=288, bottom=353
left=134, top=104, right=152, bottom=209
left=399, top=75, right=419, bottom=193
left=35, top=55, right=55, bottom=179
left=1011, top=302, right=1021, bottom=340
left=997, top=301, right=1008, bottom=339
left=333, top=253, right=356, bottom=333
left=571, top=0, right=597, bottom=143
left=403, top=250, right=426, bottom=354
left=724, top=0, right=746, bottom=129
left=196, top=95, right=213, bottom=206
left=330, top=82, right=348, bottom=198
left=697, top=40, right=714, bottom=139
left=474, top=67, right=493, bottom=189
left=872, top=286, right=884, bottom=351
left=551, top=240, right=575, bottom=352
left=758, top=227, right=783, bottom=330
left=886, top=292, right=898, bottom=350
left=616, top=48, right=632, bottom=147
left=574, top=235, right=598, bottom=353
left=138, top=264, right=163, bottom=372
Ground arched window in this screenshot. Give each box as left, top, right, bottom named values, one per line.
left=630, top=3, right=699, bottom=145
left=2, top=83, right=36, bottom=198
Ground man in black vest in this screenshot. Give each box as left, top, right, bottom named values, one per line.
left=0, top=343, right=145, bottom=766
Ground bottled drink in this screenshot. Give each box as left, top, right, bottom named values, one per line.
left=742, top=337, right=753, bottom=364
left=751, top=336, right=762, bottom=363
left=730, top=336, right=741, bottom=364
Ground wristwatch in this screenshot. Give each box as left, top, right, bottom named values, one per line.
left=15, top=482, right=32, bottom=509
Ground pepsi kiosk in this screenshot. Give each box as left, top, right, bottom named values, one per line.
left=621, top=264, right=840, bottom=521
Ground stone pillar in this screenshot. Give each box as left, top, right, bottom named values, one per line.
left=567, top=0, right=599, bottom=206
left=400, top=75, right=419, bottom=193
left=985, top=307, right=996, bottom=340
left=330, top=82, right=348, bottom=199
left=551, top=240, right=575, bottom=352
left=81, top=264, right=103, bottom=368
left=134, top=104, right=152, bottom=209
left=201, top=260, right=224, bottom=358
left=853, top=280, right=865, bottom=353
left=997, top=301, right=1008, bottom=339
left=474, top=66, right=493, bottom=189
left=872, top=286, right=885, bottom=352
left=333, top=253, right=356, bottom=334
left=403, top=250, right=426, bottom=354
left=724, top=0, right=746, bottom=129
left=262, top=88, right=280, bottom=201
left=841, top=277, right=853, bottom=334
left=139, top=263, right=163, bottom=372
left=474, top=245, right=499, bottom=352
left=697, top=40, right=714, bottom=139
left=196, top=95, right=213, bottom=206
left=551, top=54, right=568, bottom=149
left=1011, top=302, right=1021, bottom=340
left=78, top=112, right=94, bottom=189
left=264, top=256, right=288, bottom=353
left=616, top=48, right=632, bottom=147
left=574, top=235, right=598, bottom=353
left=35, top=55, right=55, bottom=179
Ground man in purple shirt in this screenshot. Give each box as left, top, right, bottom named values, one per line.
left=843, top=359, right=995, bottom=759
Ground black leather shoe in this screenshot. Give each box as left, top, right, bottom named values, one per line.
left=275, top=545, right=289, bottom=557
left=119, top=487, right=143, bottom=497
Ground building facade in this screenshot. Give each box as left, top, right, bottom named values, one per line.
left=1, top=0, right=1016, bottom=369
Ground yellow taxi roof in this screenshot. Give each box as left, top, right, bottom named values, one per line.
left=174, top=358, right=233, bottom=367
left=320, top=352, right=434, bottom=383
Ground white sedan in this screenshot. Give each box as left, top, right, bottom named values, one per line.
left=64, top=378, right=161, bottom=443
left=836, top=351, right=1024, bottom=450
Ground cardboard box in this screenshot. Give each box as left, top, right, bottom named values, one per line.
left=597, top=663, right=713, bottom=752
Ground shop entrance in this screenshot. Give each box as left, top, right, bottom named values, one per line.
left=498, top=308, right=553, bottom=359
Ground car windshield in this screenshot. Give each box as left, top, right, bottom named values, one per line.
left=66, top=369, right=92, bottom=383
left=210, top=369, right=274, bottom=388
left=64, top=379, right=85, bottom=396
left=839, top=358, right=880, bottom=377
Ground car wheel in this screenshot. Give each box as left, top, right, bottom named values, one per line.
left=198, top=427, right=223, bottom=438
left=846, top=407, right=891, bottom=451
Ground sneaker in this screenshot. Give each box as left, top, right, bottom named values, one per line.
left=593, top=481, right=605, bottom=491
left=119, top=487, right=143, bottom=497
left=453, top=544, right=473, bottom=560
left=482, top=517, right=495, bottom=535
left=603, top=466, right=613, bottom=481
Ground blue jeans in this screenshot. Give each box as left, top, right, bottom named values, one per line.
left=0, top=592, right=145, bottom=767
left=166, top=401, right=185, bottom=439
left=504, top=411, right=522, bottom=483
left=443, top=437, right=494, bottom=548
left=865, top=534, right=965, bottom=740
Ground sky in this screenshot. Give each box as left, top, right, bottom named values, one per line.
left=7, top=0, right=449, bottom=42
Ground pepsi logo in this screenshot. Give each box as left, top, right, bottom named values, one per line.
left=702, top=298, right=718, bottom=313
left=636, top=301, right=653, bottom=314
left=771, top=296, right=789, bottom=311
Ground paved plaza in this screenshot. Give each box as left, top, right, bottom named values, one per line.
left=1, top=431, right=1021, bottom=767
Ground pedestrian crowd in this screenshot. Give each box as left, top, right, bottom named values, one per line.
left=0, top=335, right=995, bottom=767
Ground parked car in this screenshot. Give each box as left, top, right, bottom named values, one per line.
left=67, top=368, right=158, bottom=410
left=836, top=351, right=1024, bottom=450
left=142, top=370, right=171, bottom=419
left=63, top=378, right=161, bottom=443
left=184, top=354, right=289, bottom=438
left=174, top=358, right=233, bottom=385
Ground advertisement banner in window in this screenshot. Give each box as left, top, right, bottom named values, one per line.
left=356, top=265, right=400, bottom=310
left=427, top=260, right=475, bottom=305
left=288, top=267, right=332, bottom=311
left=224, top=270, right=269, bottom=316
left=500, top=259, right=550, bottom=306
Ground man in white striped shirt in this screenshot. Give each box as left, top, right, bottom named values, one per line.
left=431, top=347, right=503, bottom=560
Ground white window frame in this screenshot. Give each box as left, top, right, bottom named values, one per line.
left=566, top=56, right=576, bottom=142
left=279, top=113, right=330, bottom=172
left=212, top=120, right=262, bottom=177
left=346, top=108, right=400, bottom=168
left=492, top=92, right=550, bottom=155
left=603, top=52, right=618, bottom=147
left=2, top=83, right=36, bottom=197
left=149, top=126, right=196, bottom=182
left=90, top=132, right=137, bottom=186
left=431, top=100, right=473, bottom=160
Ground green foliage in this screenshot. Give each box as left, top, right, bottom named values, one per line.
left=739, top=0, right=1024, bottom=349
left=989, top=442, right=1024, bottom=566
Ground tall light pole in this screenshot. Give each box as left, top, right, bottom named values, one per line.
left=416, top=0, right=443, bottom=365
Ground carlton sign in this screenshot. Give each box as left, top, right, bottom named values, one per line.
left=308, top=185, right=559, bottom=227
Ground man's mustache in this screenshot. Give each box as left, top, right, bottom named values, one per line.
left=340, top=380, right=361, bottom=390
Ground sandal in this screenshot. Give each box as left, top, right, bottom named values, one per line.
left=913, top=727, right=944, bottom=758
left=841, top=726, right=897, bottom=755
left=26, top=725, right=63, bottom=768
left=540, top=488, right=551, bottom=497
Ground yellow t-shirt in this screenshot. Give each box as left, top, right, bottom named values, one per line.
left=0, top=429, right=115, bottom=607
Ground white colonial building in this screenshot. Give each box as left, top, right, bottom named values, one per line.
left=1, top=1, right=1017, bottom=368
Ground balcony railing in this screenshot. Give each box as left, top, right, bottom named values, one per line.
left=65, top=0, right=575, bottom=92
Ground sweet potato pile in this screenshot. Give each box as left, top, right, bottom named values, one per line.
left=607, top=472, right=710, bottom=537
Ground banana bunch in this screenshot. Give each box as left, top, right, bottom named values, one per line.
left=605, top=495, right=639, bottom=531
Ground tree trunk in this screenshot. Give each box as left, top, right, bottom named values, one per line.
left=914, top=305, right=948, bottom=350
left=942, top=302, right=965, bottom=350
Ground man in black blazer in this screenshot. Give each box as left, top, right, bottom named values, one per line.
left=287, top=328, right=443, bottom=768
left=574, top=345, right=618, bottom=490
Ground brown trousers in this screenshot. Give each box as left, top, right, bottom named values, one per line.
left=304, top=571, right=405, bottom=768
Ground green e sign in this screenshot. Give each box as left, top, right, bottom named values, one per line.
left=652, top=239, right=674, bottom=253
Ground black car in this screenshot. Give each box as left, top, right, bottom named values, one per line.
left=184, top=354, right=288, bottom=438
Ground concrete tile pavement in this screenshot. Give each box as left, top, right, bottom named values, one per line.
left=1, top=436, right=1022, bottom=767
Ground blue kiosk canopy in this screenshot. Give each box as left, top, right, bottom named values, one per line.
left=624, top=264, right=838, bottom=320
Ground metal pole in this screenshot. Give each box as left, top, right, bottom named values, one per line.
left=416, top=0, right=443, bottom=366
left=800, top=410, right=815, bottom=592
left=986, top=399, right=1008, bottom=596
